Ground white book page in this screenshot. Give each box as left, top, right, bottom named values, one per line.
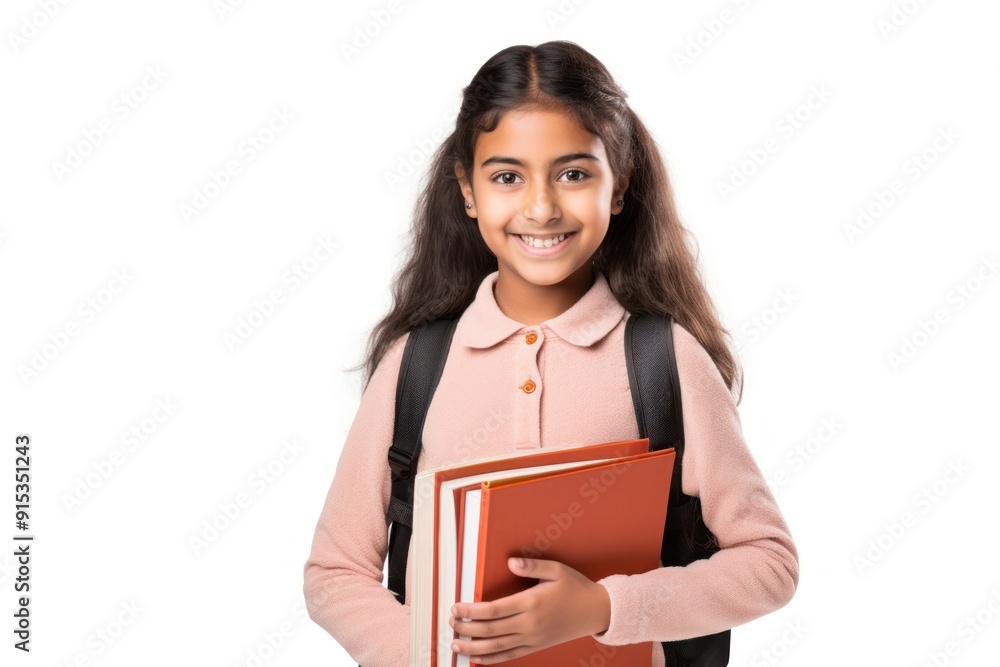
left=410, top=470, right=436, bottom=667
left=455, top=489, right=480, bottom=667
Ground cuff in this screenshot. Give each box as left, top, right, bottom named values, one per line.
left=590, top=573, right=649, bottom=645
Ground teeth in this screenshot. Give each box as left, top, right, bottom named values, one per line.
left=519, top=233, right=567, bottom=248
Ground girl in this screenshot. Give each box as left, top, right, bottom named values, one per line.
left=303, top=40, right=799, bottom=666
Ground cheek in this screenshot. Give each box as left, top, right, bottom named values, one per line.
left=480, top=193, right=518, bottom=217
left=476, top=201, right=518, bottom=238
left=582, top=227, right=610, bottom=252
left=565, top=191, right=610, bottom=217
left=476, top=221, right=512, bottom=256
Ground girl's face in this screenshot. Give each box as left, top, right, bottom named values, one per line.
left=456, top=106, right=626, bottom=290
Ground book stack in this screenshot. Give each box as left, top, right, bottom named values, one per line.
left=407, top=437, right=675, bottom=667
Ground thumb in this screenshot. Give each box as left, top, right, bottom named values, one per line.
left=508, top=557, right=560, bottom=580
left=508, top=557, right=527, bottom=571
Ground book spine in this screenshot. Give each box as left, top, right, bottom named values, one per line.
left=473, top=482, right=490, bottom=604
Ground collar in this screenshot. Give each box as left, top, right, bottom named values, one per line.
left=456, top=270, right=625, bottom=349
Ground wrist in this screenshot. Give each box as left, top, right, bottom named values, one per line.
left=591, top=581, right=611, bottom=636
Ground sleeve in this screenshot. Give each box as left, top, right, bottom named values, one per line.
left=303, top=332, right=411, bottom=666
left=591, top=321, right=799, bottom=644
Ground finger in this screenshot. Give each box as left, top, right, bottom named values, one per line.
left=460, top=644, right=535, bottom=665
left=452, top=593, right=528, bottom=622
left=510, top=556, right=563, bottom=582
left=452, top=633, right=527, bottom=661
left=450, top=613, right=520, bottom=639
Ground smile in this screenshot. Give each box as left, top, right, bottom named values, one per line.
left=511, top=231, right=576, bottom=256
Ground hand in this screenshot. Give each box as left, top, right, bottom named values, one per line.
left=448, top=557, right=611, bottom=664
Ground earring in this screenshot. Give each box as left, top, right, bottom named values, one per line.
left=617, top=198, right=624, bottom=206
left=465, top=201, right=472, bottom=209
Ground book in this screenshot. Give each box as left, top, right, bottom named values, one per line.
left=445, top=459, right=622, bottom=667
left=418, top=444, right=646, bottom=667
left=407, top=438, right=674, bottom=667
left=462, top=448, right=675, bottom=666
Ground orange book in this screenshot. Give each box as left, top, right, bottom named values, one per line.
left=462, top=448, right=675, bottom=666
left=410, top=438, right=662, bottom=667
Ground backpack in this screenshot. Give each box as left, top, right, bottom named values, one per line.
left=380, top=313, right=731, bottom=667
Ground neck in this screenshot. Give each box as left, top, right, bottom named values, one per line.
left=493, top=265, right=596, bottom=326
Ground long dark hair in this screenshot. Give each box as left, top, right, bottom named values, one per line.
left=349, top=40, right=743, bottom=404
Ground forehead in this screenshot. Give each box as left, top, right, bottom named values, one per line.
left=474, top=107, right=604, bottom=164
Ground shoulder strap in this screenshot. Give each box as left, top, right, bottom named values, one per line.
left=626, top=312, right=731, bottom=666
left=624, top=312, right=686, bottom=509
left=385, top=318, right=458, bottom=605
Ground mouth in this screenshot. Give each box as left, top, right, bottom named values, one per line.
left=509, top=231, right=577, bottom=247
left=510, top=231, right=577, bottom=255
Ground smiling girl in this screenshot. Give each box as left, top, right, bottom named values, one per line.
left=303, top=40, right=799, bottom=667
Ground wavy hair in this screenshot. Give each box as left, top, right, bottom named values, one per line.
left=349, top=40, right=743, bottom=404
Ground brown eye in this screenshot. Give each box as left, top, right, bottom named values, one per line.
left=561, top=169, right=588, bottom=182
left=491, top=172, right=521, bottom=186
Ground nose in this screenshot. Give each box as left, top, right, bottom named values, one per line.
left=522, top=180, right=560, bottom=225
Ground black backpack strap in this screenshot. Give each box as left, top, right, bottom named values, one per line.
left=385, top=318, right=458, bottom=606
left=625, top=312, right=731, bottom=667
left=624, top=313, right=685, bottom=500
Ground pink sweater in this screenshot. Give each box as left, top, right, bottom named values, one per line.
left=303, top=270, right=799, bottom=666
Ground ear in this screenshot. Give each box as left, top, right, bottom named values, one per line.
left=612, top=176, right=629, bottom=216
left=454, top=162, right=477, bottom=218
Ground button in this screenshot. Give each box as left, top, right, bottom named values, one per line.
left=525, top=331, right=538, bottom=344
left=521, top=379, right=536, bottom=393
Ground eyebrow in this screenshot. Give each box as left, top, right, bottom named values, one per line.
left=480, top=152, right=600, bottom=169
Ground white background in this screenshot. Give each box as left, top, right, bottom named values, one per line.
left=2, top=1, right=999, bottom=665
